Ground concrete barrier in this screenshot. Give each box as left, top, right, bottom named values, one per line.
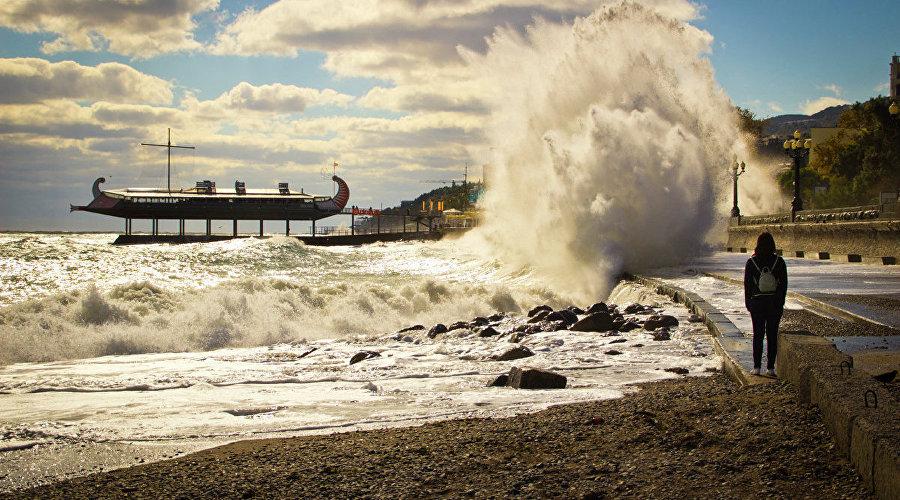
left=727, top=220, right=899, bottom=265
left=778, top=334, right=900, bottom=499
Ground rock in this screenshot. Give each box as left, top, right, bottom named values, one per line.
left=478, top=326, right=501, bottom=338
left=665, top=367, right=689, bottom=375
left=651, top=328, right=671, bottom=341
left=633, top=343, right=644, bottom=348
left=568, top=306, right=585, bottom=315
left=688, top=314, right=703, bottom=323
left=619, top=321, right=641, bottom=332
left=570, top=312, right=614, bottom=332
left=608, top=338, right=627, bottom=344
left=548, top=309, right=578, bottom=325
left=623, top=303, right=643, bottom=314
left=508, top=366, right=567, bottom=389
left=428, top=323, right=449, bottom=338
left=492, top=345, right=534, bottom=361
left=643, top=315, right=679, bottom=330
left=585, top=302, right=608, bottom=314
left=541, top=320, right=568, bottom=332
left=487, top=374, right=509, bottom=387
left=447, top=321, right=469, bottom=332
left=349, top=351, right=381, bottom=365
left=527, top=310, right=550, bottom=323
left=508, top=332, right=524, bottom=343
left=398, top=325, right=424, bottom=333
left=604, top=349, right=623, bottom=355
left=488, top=313, right=506, bottom=322
left=528, top=305, right=553, bottom=317
left=471, top=316, right=490, bottom=326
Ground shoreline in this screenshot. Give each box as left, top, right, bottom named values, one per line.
left=4, top=374, right=869, bottom=499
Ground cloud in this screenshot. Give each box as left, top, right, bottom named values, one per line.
left=0, top=58, right=174, bottom=104
left=874, top=82, right=889, bottom=93
left=0, top=0, right=219, bottom=58
left=801, top=96, right=850, bottom=115
left=822, top=84, right=841, bottom=97
left=767, top=102, right=783, bottom=113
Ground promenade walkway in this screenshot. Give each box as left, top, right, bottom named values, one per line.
left=638, top=251, right=900, bottom=383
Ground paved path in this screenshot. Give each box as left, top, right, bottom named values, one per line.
left=640, top=252, right=900, bottom=384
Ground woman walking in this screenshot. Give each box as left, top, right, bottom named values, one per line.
left=744, top=232, right=788, bottom=376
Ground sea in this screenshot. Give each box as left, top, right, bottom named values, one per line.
left=0, top=232, right=720, bottom=488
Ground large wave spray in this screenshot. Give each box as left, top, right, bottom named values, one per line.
left=464, top=2, right=770, bottom=301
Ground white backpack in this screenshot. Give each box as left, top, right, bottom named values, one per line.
left=751, top=256, right=781, bottom=293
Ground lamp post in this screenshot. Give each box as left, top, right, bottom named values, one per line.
left=783, top=130, right=811, bottom=222
left=730, top=156, right=746, bottom=218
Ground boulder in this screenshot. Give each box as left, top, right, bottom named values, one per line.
left=508, top=366, right=567, bottom=389
left=471, top=316, right=490, bottom=326
left=528, top=305, right=553, bottom=317
left=619, top=321, right=641, bottom=332
left=643, top=315, right=679, bottom=330
left=488, top=313, right=506, bottom=322
left=428, top=324, right=449, bottom=338
left=541, top=320, right=568, bottom=332
left=665, top=367, right=689, bottom=375
left=585, top=302, right=608, bottom=314
left=608, top=338, right=627, bottom=344
left=623, top=303, right=643, bottom=314
left=447, top=321, right=469, bottom=332
left=487, top=374, right=509, bottom=387
left=492, top=345, right=534, bottom=361
left=527, top=310, right=551, bottom=323
left=478, top=326, right=501, bottom=338
left=651, top=328, right=671, bottom=341
left=398, top=325, right=424, bottom=333
left=688, top=314, right=703, bottom=323
left=568, top=306, right=585, bottom=315
left=548, top=309, right=578, bottom=325
left=349, top=351, right=381, bottom=365
left=570, top=312, right=615, bottom=332
left=605, top=349, right=623, bottom=356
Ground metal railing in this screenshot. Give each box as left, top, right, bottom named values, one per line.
left=736, top=203, right=896, bottom=226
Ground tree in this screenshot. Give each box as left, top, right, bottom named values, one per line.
left=807, top=96, right=900, bottom=207
left=736, top=107, right=769, bottom=143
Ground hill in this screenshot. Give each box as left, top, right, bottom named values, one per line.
left=762, top=105, right=849, bottom=137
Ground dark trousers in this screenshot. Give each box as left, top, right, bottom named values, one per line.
left=748, top=296, right=783, bottom=369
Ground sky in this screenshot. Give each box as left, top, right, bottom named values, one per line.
left=0, top=0, right=897, bottom=231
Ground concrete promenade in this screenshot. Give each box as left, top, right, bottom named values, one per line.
left=633, top=252, right=899, bottom=499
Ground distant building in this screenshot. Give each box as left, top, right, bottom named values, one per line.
left=892, top=55, right=899, bottom=100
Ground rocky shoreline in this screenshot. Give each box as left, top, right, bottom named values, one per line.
left=6, top=374, right=870, bottom=499
left=5, top=294, right=888, bottom=498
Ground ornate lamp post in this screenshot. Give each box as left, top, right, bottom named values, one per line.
left=730, top=156, right=745, bottom=218
left=783, top=130, right=812, bottom=222
left=890, top=101, right=899, bottom=117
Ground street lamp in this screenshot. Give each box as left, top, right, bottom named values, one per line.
left=783, top=130, right=812, bottom=221
left=730, top=156, right=746, bottom=218
left=890, top=101, right=899, bottom=117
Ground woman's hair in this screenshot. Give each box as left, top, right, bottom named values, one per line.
left=755, top=232, right=777, bottom=256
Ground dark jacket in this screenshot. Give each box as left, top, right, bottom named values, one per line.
left=744, top=253, right=787, bottom=310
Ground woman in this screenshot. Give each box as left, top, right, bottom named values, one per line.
left=744, top=232, right=788, bottom=376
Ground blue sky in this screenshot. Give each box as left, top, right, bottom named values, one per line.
left=0, top=0, right=897, bottom=231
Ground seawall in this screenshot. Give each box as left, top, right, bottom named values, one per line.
left=727, top=219, right=899, bottom=265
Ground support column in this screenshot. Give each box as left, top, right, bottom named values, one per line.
left=351, top=211, right=355, bottom=235
left=259, top=220, right=263, bottom=237
left=286, top=220, right=290, bottom=236
left=403, top=215, right=406, bottom=233
left=233, top=220, right=238, bottom=237
left=179, top=219, right=185, bottom=236
left=311, top=220, right=316, bottom=237
left=377, top=213, right=381, bottom=234
left=206, top=219, right=211, bottom=236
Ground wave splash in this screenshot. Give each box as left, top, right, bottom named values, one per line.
left=465, top=2, right=764, bottom=302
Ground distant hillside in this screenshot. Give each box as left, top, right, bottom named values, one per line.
left=762, top=105, right=849, bottom=137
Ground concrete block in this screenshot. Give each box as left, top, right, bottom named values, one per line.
left=874, top=434, right=900, bottom=500
left=815, top=373, right=880, bottom=457
left=777, top=334, right=851, bottom=403
left=849, top=406, right=900, bottom=493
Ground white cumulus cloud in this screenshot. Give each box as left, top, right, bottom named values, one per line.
left=801, top=96, right=850, bottom=115
left=0, top=0, right=219, bottom=58
left=0, top=58, right=174, bottom=104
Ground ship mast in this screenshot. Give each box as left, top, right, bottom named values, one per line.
left=141, top=128, right=195, bottom=194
